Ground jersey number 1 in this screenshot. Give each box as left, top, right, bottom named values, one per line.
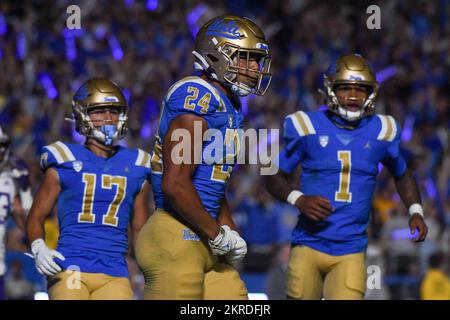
left=78, top=173, right=127, bottom=226
left=335, top=151, right=352, bottom=202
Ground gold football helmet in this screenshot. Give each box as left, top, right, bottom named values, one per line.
left=193, top=15, right=272, bottom=96
left=70, top=78, right=128, bottom=145
left=323, top=54, right=379, bottom=121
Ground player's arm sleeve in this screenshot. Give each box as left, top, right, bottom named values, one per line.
left=381, top=120, right=407, bottom=178
left=39, top=146, right=61, bottom=172
left=277, top=116, right=305, bottom=174
left=135, top=149, right=152, bottom=186
left=166, top=82, right=219, bottom=128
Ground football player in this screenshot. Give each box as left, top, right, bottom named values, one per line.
left=26, top=78, right=151, bottom=299
left=136, top=15, right=272, bottom=299
left=0, top=126, right=32, bottom=300
left=265, top=54, right=428, bottom=300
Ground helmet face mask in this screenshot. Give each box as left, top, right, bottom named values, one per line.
left=193, top=15, right=272, bottom=97
left=222, top=44, right=272, bottom=96
left=323, top=54, right=379, bottom=122
left=71, top=78, right=128, bottom=146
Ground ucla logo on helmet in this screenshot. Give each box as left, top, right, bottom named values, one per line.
left=256, top=43, right=269, bottom=50
left=72, top=160, right=83, bottom=172
left=103, top=96, right=119, bottom=103
left=349, top=75, right=363, bottom=81
left=206, top=19, right=242, bottom=39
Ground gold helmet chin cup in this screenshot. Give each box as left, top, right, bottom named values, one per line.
left=193, top=15, right=272, bottom=96
left=323, top=54, right=379, bottom=121
left=71, top=78, right=129, bottom=143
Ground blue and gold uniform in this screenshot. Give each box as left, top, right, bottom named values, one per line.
left=279, top=110, right=407, bottom=299
left=137, top=14, right=272, bottom=300
left=41, top=141, right=151, bottom=298
left=152, top=75, right=243, bottom=218
left=136, top=76, right=248, bottom=300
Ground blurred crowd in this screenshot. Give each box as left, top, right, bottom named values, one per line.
left=0, top=0, right=448, bottom=299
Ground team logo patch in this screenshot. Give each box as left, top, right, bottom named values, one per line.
left=364, top=141, right=371, bottom=149
left=319, top=135, right=329, bottom=147
left=72, top=160, right=83, bottom=172
left=182, top=229, right=200, bottom=241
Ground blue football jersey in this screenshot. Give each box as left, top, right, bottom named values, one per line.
left=40, top=141, right=151, bottom=277
left=278, top=110, right=407, bottom=256
left=151, top=76, right=243, bottom=220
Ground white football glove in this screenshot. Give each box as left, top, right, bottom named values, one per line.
left=208, top=225, right=240, bottom=256
left=225, top=230, right=247, bottom=264
left=29, top=239, right=65, bottom=276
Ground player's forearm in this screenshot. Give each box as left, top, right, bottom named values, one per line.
left=265, top=170, right=295, bottom=203
left=162, top=177, right=220, bottom=239
left=217, top=198, right=238, bottom=231
left=26, top=213, right=46, bottom=244
left=394, top=169, right=422, bottom=208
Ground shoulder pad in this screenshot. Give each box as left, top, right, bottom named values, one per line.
left=165, top=76, right=227, bottom=113
left=285, top=111, right=316, bottom=137
left=135, top=148, right=151, bottom=169
left=42, top=141, right=76, bottom=166
left=376, top=115, right=398, bottom=142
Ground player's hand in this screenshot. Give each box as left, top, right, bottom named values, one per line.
left=208, top=225, right=241, bottom=256
left=30, top=238, right=65, bottom=276
left=409, top=213, right=428, bottom=242
left=295, top=195, right=333, bottom=221
left=225, top=230, right=247, bottom=264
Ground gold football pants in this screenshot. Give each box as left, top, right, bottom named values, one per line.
left=287, top=245, right=366, bottom=300
left=135, top=209, right=248, bottom=300
left=47, top=271, right=133, bottom=300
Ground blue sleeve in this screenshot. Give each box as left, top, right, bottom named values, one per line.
left=166, top=82, right=220, bottom=128
left=381, top=121, right=407, bottom=178
left=39, top=146, right=60, bottom=172
left=278, top=116, right=305, bottom=174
